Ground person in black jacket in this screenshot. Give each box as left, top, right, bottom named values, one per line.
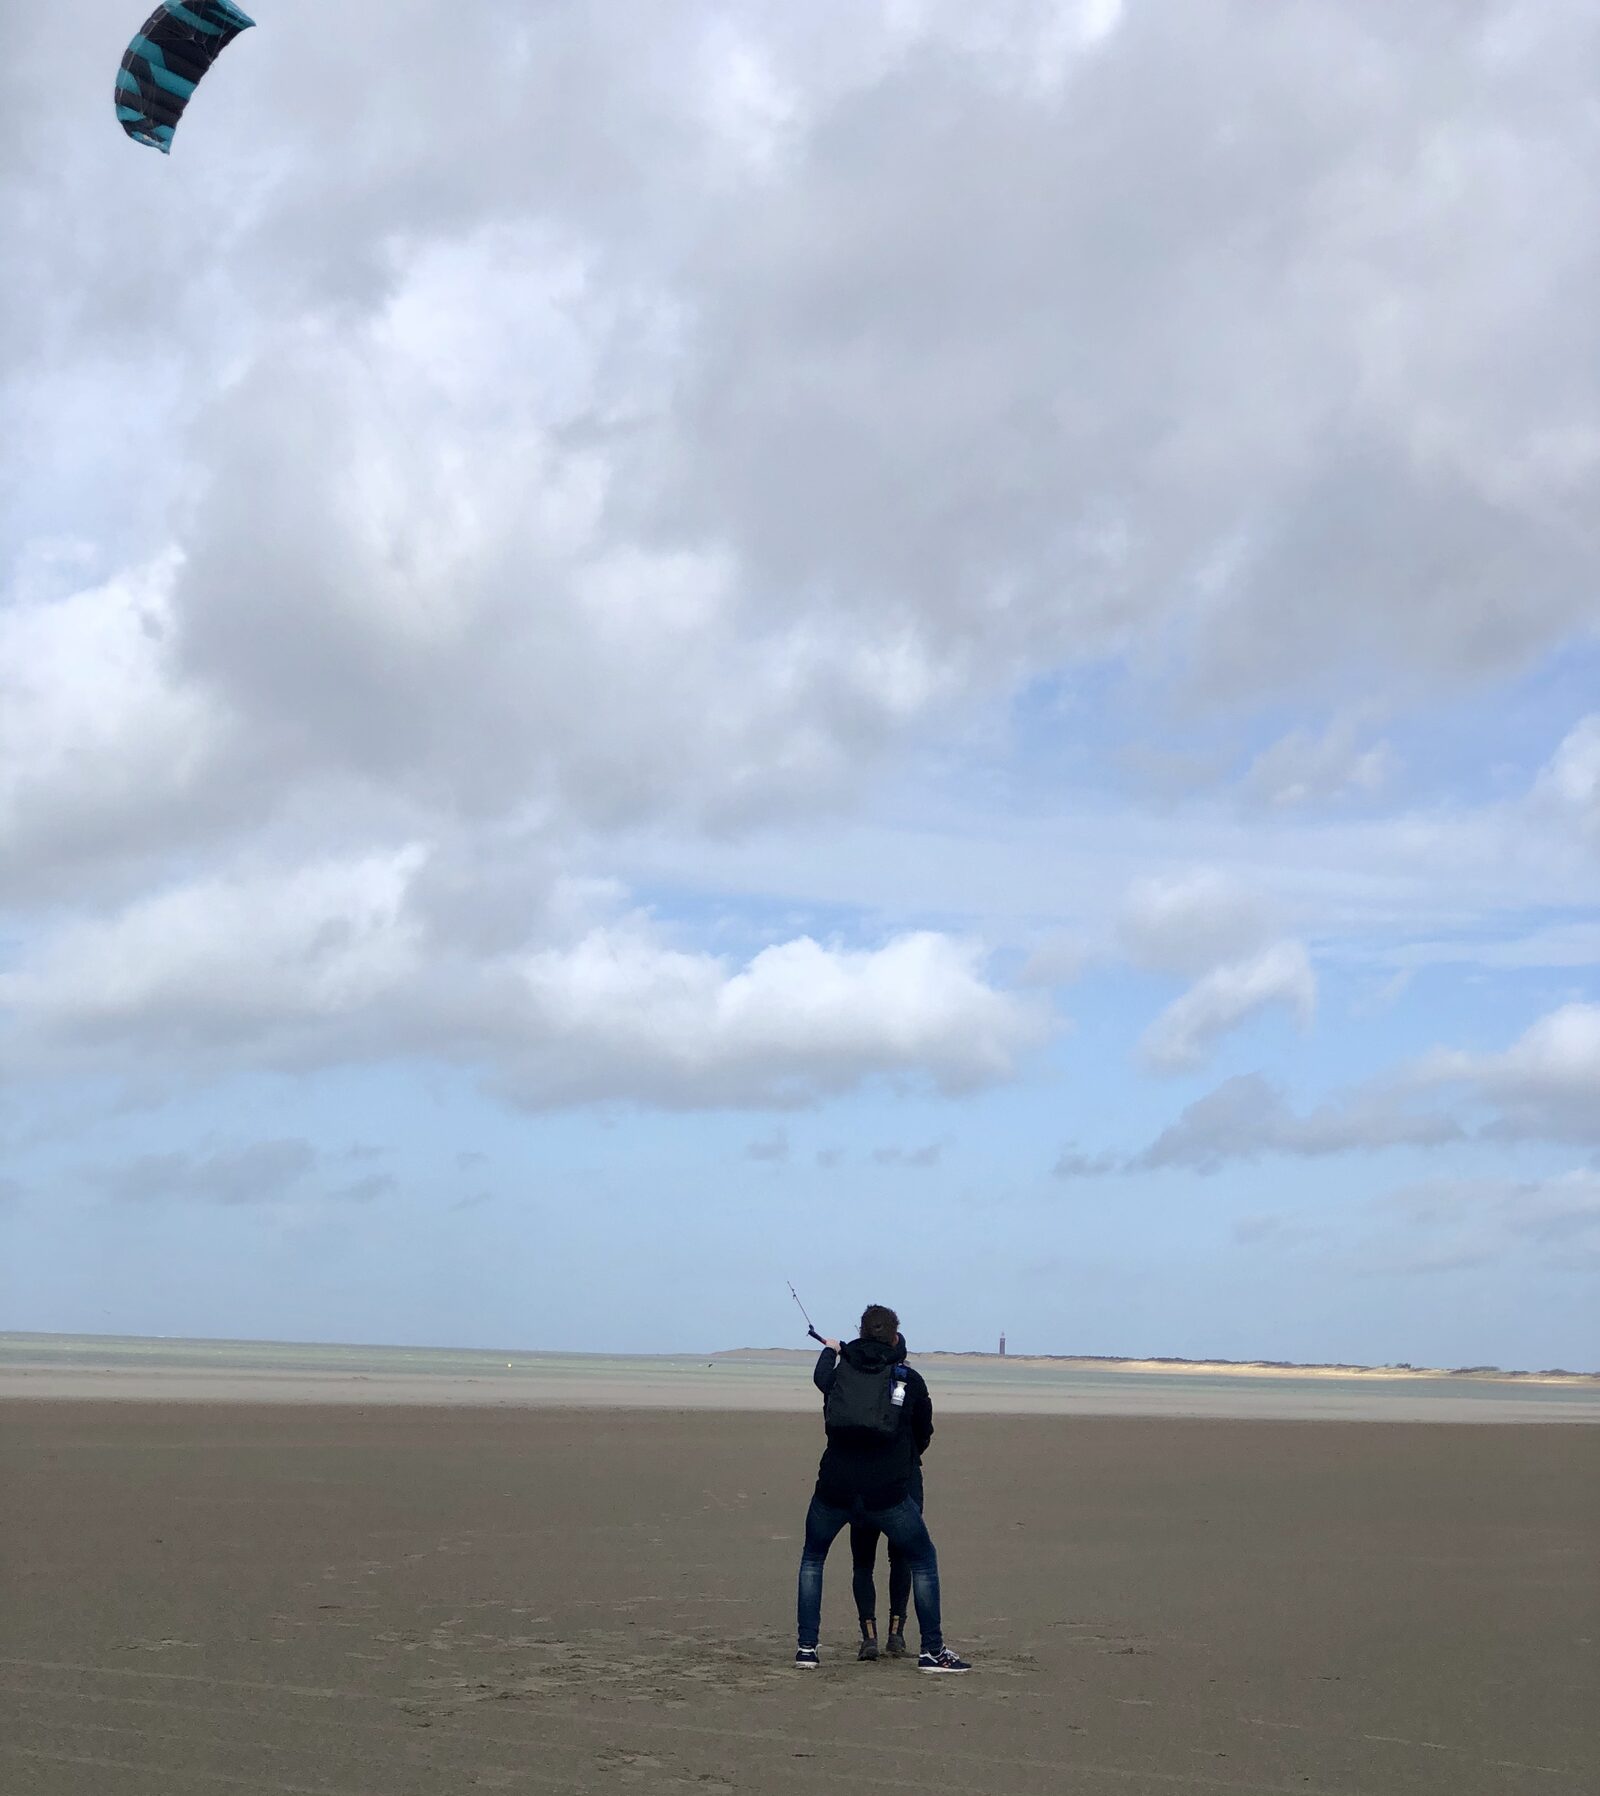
left=794, top=1303, right=971, bottom=1673
left=844, top=1329, right=927, bottom=1661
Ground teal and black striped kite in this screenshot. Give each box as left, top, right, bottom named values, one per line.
left=115, top=1, right=255, bottom=153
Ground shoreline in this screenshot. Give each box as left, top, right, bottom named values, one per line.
left=3, top=1334, right=1596, bottom=1422
left=716, top=1347, right=1600, bottom=1386
left=4, top=1360, right=1597, bottom=1425
left=8, top=1330, right=1595, bottom=1385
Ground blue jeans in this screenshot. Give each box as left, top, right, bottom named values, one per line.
left=851, top=1463, right=922, bottom=1623
left=796, top=1488, right=942, bottom=1655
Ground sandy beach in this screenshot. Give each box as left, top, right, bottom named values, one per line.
left=5, top=1396, right=1596, bottom=1796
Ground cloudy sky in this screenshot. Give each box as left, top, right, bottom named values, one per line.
left=3, top=0, right=1597, bottom=1368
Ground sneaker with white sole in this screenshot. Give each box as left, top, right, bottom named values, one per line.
left=794, top=1646, right=820, bottom=1669
left=917, top=1647, right=972, bottom=1673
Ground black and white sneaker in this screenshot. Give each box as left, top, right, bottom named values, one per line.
left=917, top=1647, right=972, bottom=1674
left=794, top=1646, right=819, bottom=1669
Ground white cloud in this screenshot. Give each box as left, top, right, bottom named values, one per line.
left=0, top=555, right=234, bottom=901
left=1536, top=714, right=1600, bottom=843
left=1080, top=1002, right=1600, bottom=1173
left=9, top=4, right=1600, bottom=901
left=1243, top=719, right=1394, bottom=810
left=1016, top=931, right=1088, bottom=988
left=1055, top=1072, right=1460, bottom=1176
left=500, top=926, right=1045, bottom=1108
left=1118, top=867, right=1318, bottom=1074
left=1362, top=1170, right=1600, bottom=1284
left=3, top=851, right=427, bottom=1058
left=5, top=1, right=1600, bottom=1136
left=1118, top=869, right=1275, bottom=977
left=1130, top=1074, right=1461, bottom=1175
left=1420, top=1001, right=1600, bottom=1143
left=165, top=298, right=954, bottom=839
left=1, top=850, right=1047, bottom=1109
left=1138, top=940, right=1317, bottom=1073
left=1501, top=1168, right=1600, bottom=1253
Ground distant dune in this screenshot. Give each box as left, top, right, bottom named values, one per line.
left=715, top=1347, right=1600, bottom=1385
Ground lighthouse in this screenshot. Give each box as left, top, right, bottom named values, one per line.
left=998, top=1332, right=1006, bottom=1357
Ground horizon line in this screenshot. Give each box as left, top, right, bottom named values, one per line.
left=3, top=1329, right=1594, bottom=1381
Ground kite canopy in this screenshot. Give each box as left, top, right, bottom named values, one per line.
left=115, top=0, right=255, bottom=153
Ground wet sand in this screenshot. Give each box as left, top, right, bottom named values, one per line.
left=4, top=1402, right=1596, bottom=1795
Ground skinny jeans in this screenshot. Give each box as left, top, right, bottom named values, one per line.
left=850, top=1462, right=923, bottom=1623
left=796, top=1486, right=941, bottom=1655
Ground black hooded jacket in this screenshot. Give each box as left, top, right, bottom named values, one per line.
left=812, top=1336, right=933, bottom=1509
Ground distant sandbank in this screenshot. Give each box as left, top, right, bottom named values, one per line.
left=716, top=1347, right=1600, bottom=1386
